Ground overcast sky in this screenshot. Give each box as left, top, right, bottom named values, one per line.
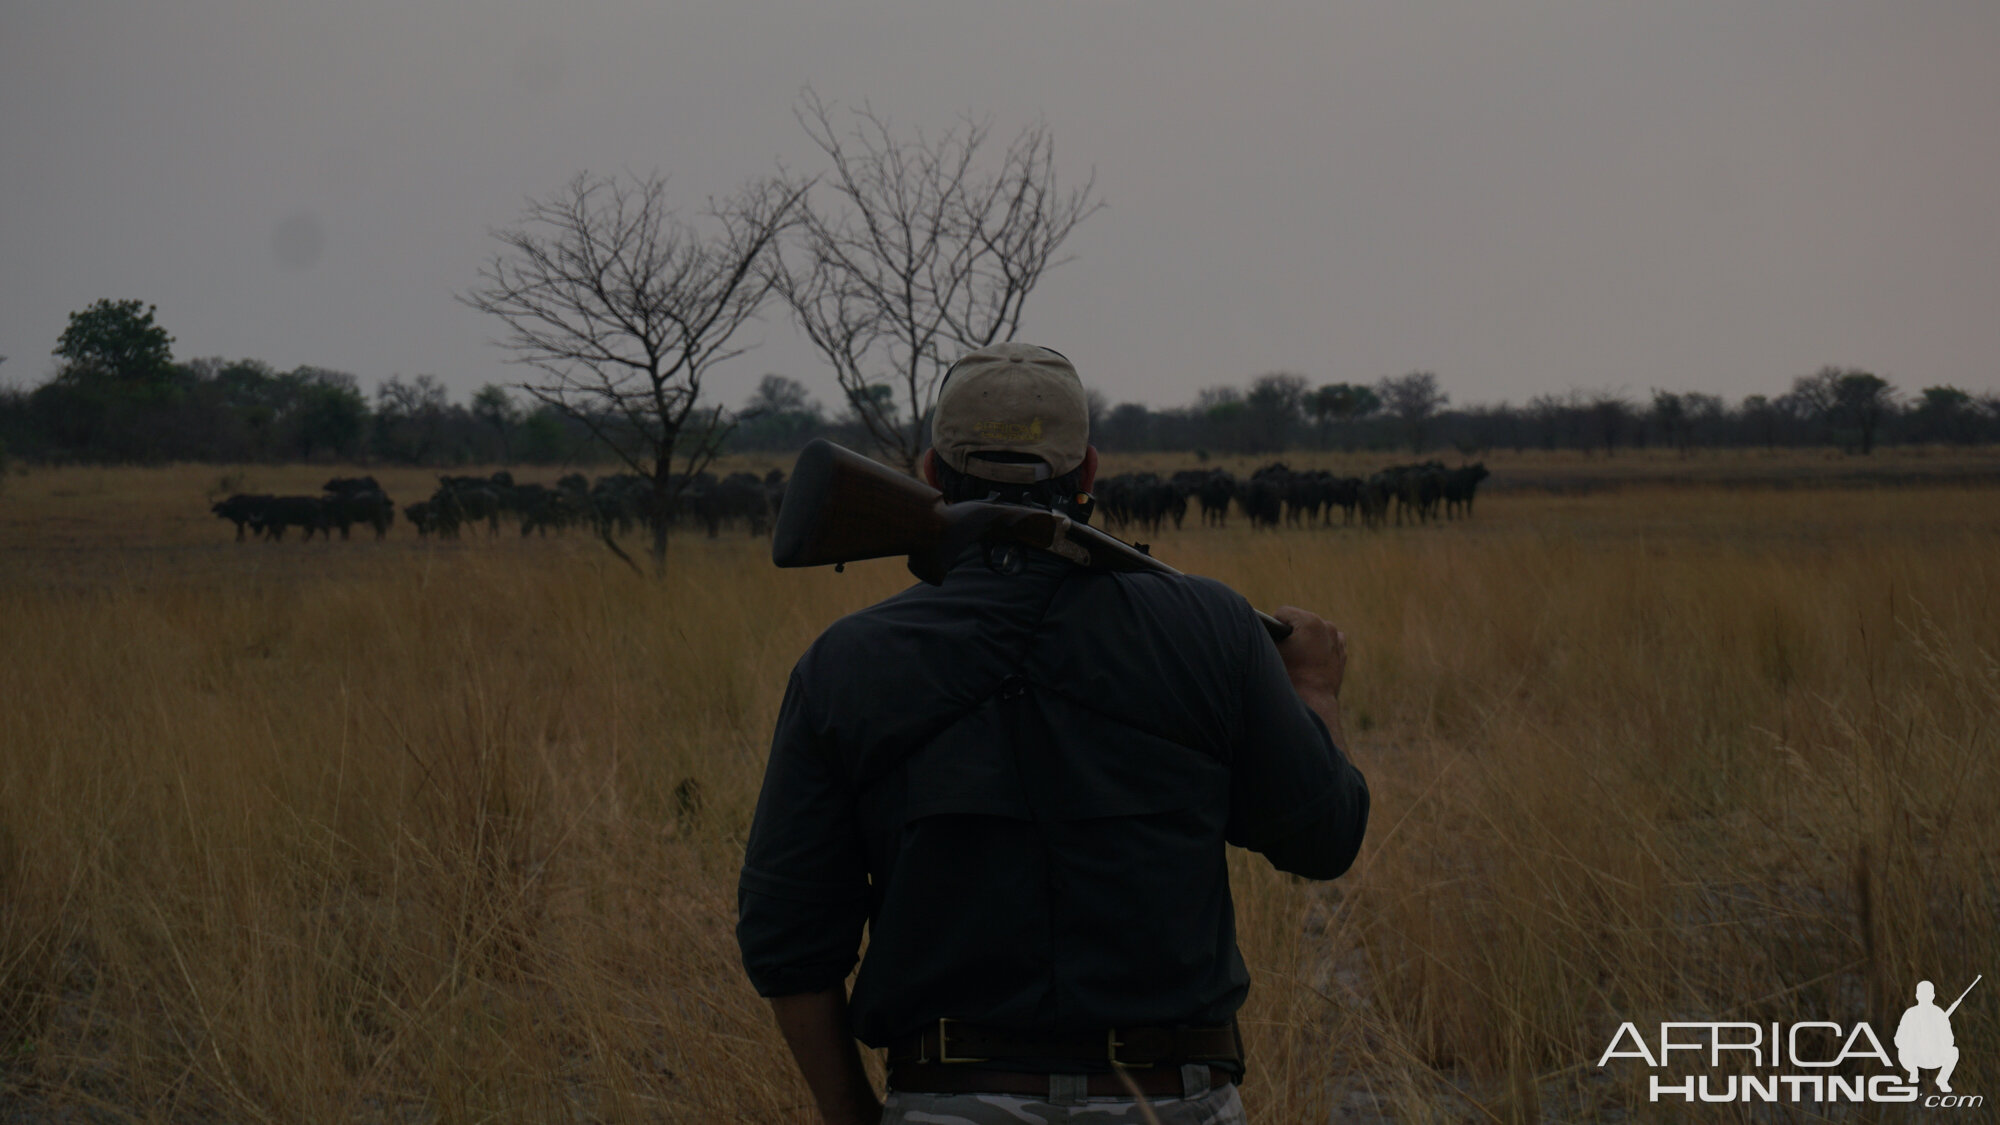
left=4, top=1, right=1996, bottom=413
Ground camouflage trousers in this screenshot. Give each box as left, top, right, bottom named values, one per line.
left=879, top=1067, right=1246, bottom=1124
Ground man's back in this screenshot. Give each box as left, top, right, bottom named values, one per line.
left=738, top=547, right=1369, bottom=1048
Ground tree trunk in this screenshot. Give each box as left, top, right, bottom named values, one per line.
left=649, top=474, right=673, bottom=578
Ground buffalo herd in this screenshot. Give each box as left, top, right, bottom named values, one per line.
left=1096, top=461, right=1489, bottom=533
left=210, top=476, right=395, bottom=541
left=212, top=470, right=787, bottom=544
left=212, top=461, right=1488, bottom=543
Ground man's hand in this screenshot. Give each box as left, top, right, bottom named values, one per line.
left=769, top=990, right=881, bottom=1125
left=1273, top=605, right=1347, bottom=747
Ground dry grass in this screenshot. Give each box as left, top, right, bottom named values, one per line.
left=1, top=462, right=1995, bottom=1122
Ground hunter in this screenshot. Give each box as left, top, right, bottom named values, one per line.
left=738, top=342, right=1370, bottom=1124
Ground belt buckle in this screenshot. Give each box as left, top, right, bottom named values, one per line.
left=936, top=1019, right=988, bottom=1065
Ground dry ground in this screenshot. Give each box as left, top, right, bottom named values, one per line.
left=1, top=456, right=1995, bottom=1123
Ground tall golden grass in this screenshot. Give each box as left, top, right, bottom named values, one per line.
left=2, top=463, right=1995, bottom=1122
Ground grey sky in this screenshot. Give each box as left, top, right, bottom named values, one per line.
left=4, top=1, right=1996, bottom=414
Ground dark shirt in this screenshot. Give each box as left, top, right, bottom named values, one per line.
left=736, top=545, right=1369, bottom=1049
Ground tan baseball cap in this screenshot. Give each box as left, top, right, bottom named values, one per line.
left=931, top=343, right=1089, bottom=483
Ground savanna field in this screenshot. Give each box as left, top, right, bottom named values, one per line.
left=2, top=449, right=1996, bottom=1123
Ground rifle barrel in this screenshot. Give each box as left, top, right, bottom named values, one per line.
left=774, top=439, right=1295, bottom=641
left=1945, top=974, right=1981, bottom=1018
left=1062, top=521, right=1291, bottom=639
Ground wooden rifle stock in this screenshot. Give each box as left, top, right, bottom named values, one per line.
left=772, top=439, right=1294, bottom=641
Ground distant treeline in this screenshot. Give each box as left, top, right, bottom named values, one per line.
left=9, top=365, right=1995, bottom=469
left=0, top=359, right=890, bottom=468
left=1074, top=370, right=2000, bottom=459
left=4, top=300, right=1996, bottom=467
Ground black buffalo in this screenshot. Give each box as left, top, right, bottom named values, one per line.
left=212, top=493, right=273, bottom=540
left=1443, top=463, right=1489, bottom=519
left=257, top=496, right=334, bottom=541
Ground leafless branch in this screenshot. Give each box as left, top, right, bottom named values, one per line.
left=771, top=90, right=1103, bottom=474
left=460, top=171, right=805, bottom=573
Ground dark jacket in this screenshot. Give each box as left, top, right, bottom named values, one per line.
left=737, top=546, right=1369, bottom=1048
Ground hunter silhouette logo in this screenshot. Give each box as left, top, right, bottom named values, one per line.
left=1899, top=976, right=1979, bottom=1093
left=1596, top=973, right=1984, bottom=1108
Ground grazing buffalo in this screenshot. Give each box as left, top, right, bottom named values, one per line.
left=410, top=494, right=472, bottom=539
left=1243, top=464, right=1293, bottom=530
left=1359, top=474, right=1394, bottom=530
left=1416, top=463, right=1446, bottom=523
left=1094, top=474, right=1132, bottom=527
left=321, top=481, right=395, bottom=540
left=213, top=455, right=1495, bottom=552
left=1096, top=473, right=1184, bottom=534
left=1239, top=475, right=1284, bottom=530
left=435, top=481, right=501, bottom=536
left=258, top=496, right=334, bottom=541
left=719, top=472, right=775, bottom=536
left=324, top=491, right=395, bottom=539
left=1327, top=476, right=1362, bottom=526
left=590, top=475, right=651, bottom=538
left=1147, top=476, right=1188, bottom=532
left=1372, top=462, right=1445, bottom=526
left=1391, top=466, right=1424, bottom=526
left=212, top=493, right=273, bottom=540
left=764, top=469, right=788, bottom=525
left=1193, top=470, right=1237, bottom=527
left=515, top=484, right=590, bottom=537
left=1283, top=470, right=1343, bottom=527
left=1444, top=462, right=1489, bottom=518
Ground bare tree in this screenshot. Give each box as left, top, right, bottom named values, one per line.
left=1780, top=367, right=1841, bottom=439
left=461, top=171, right=805, bottom=574
left=774, top=90, right=1103, bottom=474
left=374, top=374, right=449, bottom=464
left=1376, top=371, right=1449, bottom=453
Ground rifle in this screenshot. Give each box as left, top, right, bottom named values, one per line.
left=1945, top=975, right=1981, bottom=1019
left=771, top=439, right=1294, bottom=641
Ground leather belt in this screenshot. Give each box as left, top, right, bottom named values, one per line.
left=886, top=1019, right=1243, bottom=1069
left=888, top=1062, right=1235, bottom=1097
